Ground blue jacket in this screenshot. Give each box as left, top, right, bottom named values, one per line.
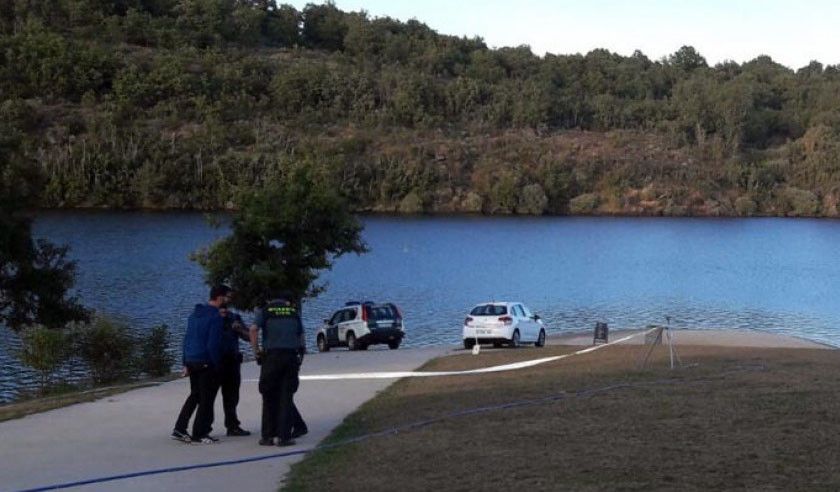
left=182, top=304, right=223, bottom=368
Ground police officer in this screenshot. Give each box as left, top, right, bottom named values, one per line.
left=250, top=295, right=306, bottom=446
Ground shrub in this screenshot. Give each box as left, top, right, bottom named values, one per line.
left=568, top=193, right=601, bottom=214
left=784, top=187, right=820, bottom=216
left=398, top=191, right=424, bottom=213
left=18, top=326, right=70, bottom=392
left=516, top=183, right=548, bottom=215
left=76, top=317, right=136, bottom=385
left=735, top=196, right=758, bottom=216
left=140, top=325, right=175, bottom=377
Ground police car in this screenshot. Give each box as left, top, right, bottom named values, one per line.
left=316, top=301, right=405, bottom=351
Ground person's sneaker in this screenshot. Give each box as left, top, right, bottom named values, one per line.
left=194, top=435, right=218, bottom=444
left=258, top=438, right=276, bottom=446
left=170, top=430, right=191, bottom=443
left=277, top=438, right=296, bottom=447
left=227, top=427, right=251, bottom=437
left=291, top=428, right=308, bottom=439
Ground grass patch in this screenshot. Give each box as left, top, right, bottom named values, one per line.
left=0, top=374, right=179, bottom=423
left=283, top=344, right=840, bottom=491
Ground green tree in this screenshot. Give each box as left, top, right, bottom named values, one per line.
left=668, top=45, right=707, bottom=72
left=18, top=325, right=71, bottom=392
left=0, top=100, right=89, bottom=331
left=193, top=162, right=368, bottom=309
left=76, top=316, right=137, bottom=385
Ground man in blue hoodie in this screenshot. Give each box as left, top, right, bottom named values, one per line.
left=172, top=285, right=227, bottom=444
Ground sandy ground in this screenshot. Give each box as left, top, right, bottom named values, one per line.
left=549, top=328, right=831, bottom=349
left=0, top=329, right=830, bottom=491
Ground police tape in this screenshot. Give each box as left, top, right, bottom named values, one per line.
left=240, top=327, right=658, bottom=383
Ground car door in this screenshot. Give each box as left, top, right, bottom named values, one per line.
left=522, top=304, right=540, bottom=342
left=338, top=308, right=357, bottom=340
left=512, top=304, right=526, bottom=340
left=327, top=310, right=343, bottom=345
left=516, top=304, right=536, bottom=342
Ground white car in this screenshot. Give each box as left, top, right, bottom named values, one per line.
left=462, top=302, right=546, bottom=349
left=316, top=301, right=405, bottom=351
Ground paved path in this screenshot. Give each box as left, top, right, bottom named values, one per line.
left=0, top=346, right=451, bottom=492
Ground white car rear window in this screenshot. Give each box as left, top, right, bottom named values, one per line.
left=470, top=304, right=507, bottom=316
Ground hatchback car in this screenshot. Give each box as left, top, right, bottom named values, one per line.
left=316, top=301, right=405, bottom=351
left=462, top=302, right=546, bottom=349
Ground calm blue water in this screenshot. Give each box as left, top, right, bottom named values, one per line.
left=2, top=212, right=840, bottom=401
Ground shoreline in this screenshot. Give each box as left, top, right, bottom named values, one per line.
left=35, top=206, right=840, bottom=220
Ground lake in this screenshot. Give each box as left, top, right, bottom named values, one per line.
left=2, top=212, right=839, bottom=401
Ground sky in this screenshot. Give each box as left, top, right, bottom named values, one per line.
left=287, top=0, right=838, bottom=69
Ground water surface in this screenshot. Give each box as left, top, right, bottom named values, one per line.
left=2, top=212, right=839, bottom=401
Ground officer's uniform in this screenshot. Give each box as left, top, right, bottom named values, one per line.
left=254, top=300, right=305, bottom=443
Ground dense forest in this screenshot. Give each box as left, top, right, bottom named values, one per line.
left=3, top=1, right=840, bottom=216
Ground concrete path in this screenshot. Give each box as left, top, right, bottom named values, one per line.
left=0, top=346, right=451, bottom=492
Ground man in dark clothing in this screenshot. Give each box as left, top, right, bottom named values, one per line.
left=290, top=354, right=308, bottom=439
left=250, top=297, right=306, bottom=447
left=218, top=305, right=251, bottom=436
left=172, top=285, right=227, bottom=444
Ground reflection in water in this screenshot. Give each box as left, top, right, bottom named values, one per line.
left=2, top=213, right=840, bottom=401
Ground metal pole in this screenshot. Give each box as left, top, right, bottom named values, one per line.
left=666, top=316, right=674, bottom=370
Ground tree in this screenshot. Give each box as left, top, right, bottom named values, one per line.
left=193, top=162, right=368, bottom=309
left=18, top=325, right=70, bottom=392
left=668, top=45, right=707, bottom=72
left=0, top=100, right=89, bottom=331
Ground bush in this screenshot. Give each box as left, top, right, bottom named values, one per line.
left=568, top=193, right=601, bottom=214
left=516, top=183, right=548, bottom=215
left=76, top=317, right=136, bottom=385
left=398, top=191, right=424, bottom=213
left=784, top=187, right=820, bottom=216
left=735, top=196, right=758, bottom=216
left=18, top=326, right=70, bottom=392
left=140, top=325, right=175, bottom=377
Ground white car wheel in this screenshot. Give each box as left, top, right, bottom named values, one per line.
left=535, top=329, right=546, bottom=347
left=510, top=329, right=520, bottom=348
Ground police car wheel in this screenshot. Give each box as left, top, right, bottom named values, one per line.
left=346, top=333, right=357, bottom=351
left=317, top=335, right=329, bottom=352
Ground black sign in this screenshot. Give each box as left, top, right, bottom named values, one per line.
left=594, top=322, right=608, bottom=344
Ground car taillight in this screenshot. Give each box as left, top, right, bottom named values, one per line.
left=464, top=317, right=473, bottom=326
left=361, top=307, right=368, bottom=322
left=498, top=316, right=512, bottom=325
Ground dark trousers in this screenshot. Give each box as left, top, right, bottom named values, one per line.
left=219, top=355, right=242, bottom=430
left=259, top=350, right=298, bottom=441
left=175, top=364, right=219, bottom=440
left=291, top=401, right=307, bottom=434
left=290, top=370, right=307, bottom=434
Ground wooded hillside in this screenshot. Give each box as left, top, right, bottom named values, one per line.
left=3, top=1, right=840, bottom=216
